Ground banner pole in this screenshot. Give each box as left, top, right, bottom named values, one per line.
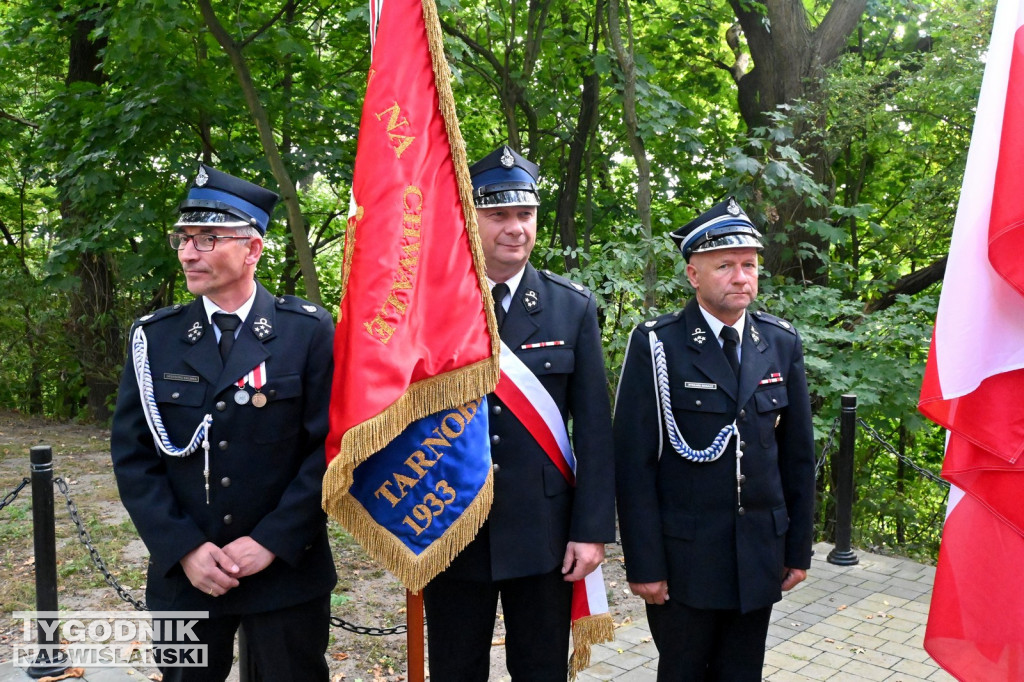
left=407, top=589, right=425, bottom=682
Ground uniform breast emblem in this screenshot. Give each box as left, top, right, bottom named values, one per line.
left=186, top=321, right=203, bottom=343
left=253, top=317, right=273, bottom=339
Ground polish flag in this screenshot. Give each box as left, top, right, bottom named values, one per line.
left=918, top=1, right=1024, bottom=679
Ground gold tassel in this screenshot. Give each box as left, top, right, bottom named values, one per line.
left=569, top=613, right=615, bottom=680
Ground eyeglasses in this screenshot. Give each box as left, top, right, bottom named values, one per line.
left=168, top=233, right=252, bottom=252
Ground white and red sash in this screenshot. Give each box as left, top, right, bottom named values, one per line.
left=494, top=341, right=613, bottom=676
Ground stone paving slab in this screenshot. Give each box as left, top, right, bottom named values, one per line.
left=0, top=542, right=956, bottom=681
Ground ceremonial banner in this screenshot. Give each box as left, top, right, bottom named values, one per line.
left=918, top=1, right=1024, bottom=678
left=323, top=0, right=500, bottom=592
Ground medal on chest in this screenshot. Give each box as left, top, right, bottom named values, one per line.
left=234, top=362, right=268, bottom=407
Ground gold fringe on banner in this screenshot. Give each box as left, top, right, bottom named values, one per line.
left=328, top=466, right=494, bottom=594
left=570, top=613, right=616, bottom=680
left=421, top=0, right=502, bottom=363
left=322, top=0, right=502, bottom=596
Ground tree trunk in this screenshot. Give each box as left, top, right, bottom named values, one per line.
left=554, top=3, right=603, bottom=272
left=62, top=8, right=119, bottom=422
left=728, top=0, right=868, bottom=283
left=608, top=0, right=656, bottom=308
left=197, top=0, right=322, bottom=305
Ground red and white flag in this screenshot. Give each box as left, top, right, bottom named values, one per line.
left=919, top=1, right=1024, bottom=678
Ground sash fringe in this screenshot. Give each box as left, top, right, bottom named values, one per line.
left=570, top=613, right=615, bottom=680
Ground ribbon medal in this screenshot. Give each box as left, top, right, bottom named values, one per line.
left=235, top=362, right=268, bottom=407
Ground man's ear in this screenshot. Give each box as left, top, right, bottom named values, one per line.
left=685, top=262, right=699, bottom=289
left=245, top=236, right=264, bottom=265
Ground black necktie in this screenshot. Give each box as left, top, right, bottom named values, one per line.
left=213, top=313, right=241, bottom=362
left=720, top=326, right=740, bottom=377
left=492, top=283, right=509, bottom=329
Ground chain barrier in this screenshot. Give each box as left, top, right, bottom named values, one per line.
left=330, top=615, right=408, bottom=636
left=855, top=418, right=949, bottom=488
left=53, top=476, right=149, bottom=611
left=49, top=476, right=406, bottom=635
left=1, top=477, right=30, bottom=513
left=815, top=417, right=839, bottom=478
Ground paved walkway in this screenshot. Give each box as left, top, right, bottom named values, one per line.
left=0, top=542, right=954, bottom=681
left=572, top=542, right=953, bottom=682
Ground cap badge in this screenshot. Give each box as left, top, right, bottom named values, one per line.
left=186, top=321, right=203, bottom=343
left=524, top=289, right=539, bottom=310
left=500, top=147, right=515, bottom=169
left=253, top=317, right=273, bottom=339
left=195, top=166, right=209, bottom=187
left=692, top=326, right=707, bottom=345
left=727, top=197, right=741, bottom=216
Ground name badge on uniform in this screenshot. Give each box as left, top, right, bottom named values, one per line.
left=684, top=381, right=717, bottom=390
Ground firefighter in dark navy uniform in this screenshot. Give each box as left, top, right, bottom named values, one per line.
left=422, top=146, right=616, bottom=681
left=110, top=164, right=337, bottom=682
left=613, top=197, right=815, bottom=681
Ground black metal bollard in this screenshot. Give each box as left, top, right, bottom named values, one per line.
left=27, top=445, right=69, bottom=678
left=827, top=395, right=859, bottom=566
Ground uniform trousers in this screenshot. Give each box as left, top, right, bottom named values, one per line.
left=154, top=594, right=331, bottom=682
left=646, top=600, right=772, bottom=682
left=423, top=568, right=572, bottom=681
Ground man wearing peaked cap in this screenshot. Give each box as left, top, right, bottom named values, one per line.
left=176, top=163, right=281, bottom=234
left=614, top=196, right=815, bottom=680
left=110, top=163, right=337, bottom=681
left=422, top=146, right=615, bottom=681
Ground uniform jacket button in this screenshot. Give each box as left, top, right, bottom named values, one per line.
left=220, top=477, right=231, bottom=487
left=738, top=474, right=747, bottom=485
left=171, top=392, right=180, bottom=400
left=491, top=404, right=502, bottom=415
left=491, top=434, right=501, bottom=445
left=695, top=400, right=702, bottom=407
left=218, top=441, right=229, bottom=451
left=222, top=514, right=233, bottom=525
left=737, top=507, right=746, bottom=516
left=216, top=401, right=227, bottom=412
left=544, top=361, right=552, bottom=369
left=739, top=409, right=746, bottom=419
left=492, top=463, right=500, bottom=474
left=740, top=441, right=746, bottom=448
left=268, top=389, right=277, bottom=398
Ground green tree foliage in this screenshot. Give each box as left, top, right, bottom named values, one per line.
left=0, top=0, right=993, bottom=559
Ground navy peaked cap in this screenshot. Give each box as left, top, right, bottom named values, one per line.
left=175, top=164, right=280, bottom=235
left=670, top=196, right=764, bottom=261
left=468, top=145, right=540, bottom=208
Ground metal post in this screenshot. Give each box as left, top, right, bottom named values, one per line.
left=27, top=445, right=69, bottom=678
left=827, top=395, right=860, bottom=566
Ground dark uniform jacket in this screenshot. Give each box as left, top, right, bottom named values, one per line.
left=111, top=282, right=337, bottom=615
left=613, top=298, right=815, bottom=613
left=442, top=264, right=616, bottom=582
